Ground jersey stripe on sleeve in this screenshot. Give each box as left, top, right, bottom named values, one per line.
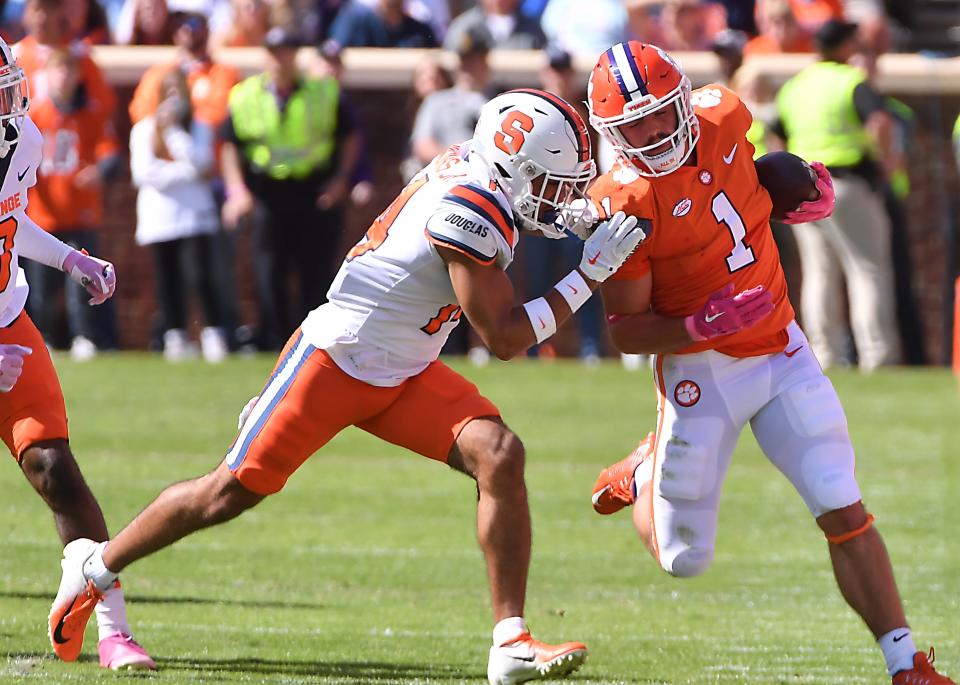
left=443, top=184, right=515, bottom=246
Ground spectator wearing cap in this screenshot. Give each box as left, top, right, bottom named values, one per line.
left=408, top=28, right=490, bottom=176
left=743, top=0, right=812, bottom=58
left=443, top=0, right=545, bottom=52
left=129, top=8, right=242, bottom=348
left=329, top=0, right=436, bottom=48
left=220, top=27, right=361, bottom=349
left=130, top=67, right=228, bottom=362
left=710, top=27, right=746, bottom=83
left=539, top=0, right=627, bottom=58
left=772, top=18, right=901, bottom=371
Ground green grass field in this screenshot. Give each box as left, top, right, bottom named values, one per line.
left=0, top=355, right=957, bottom=684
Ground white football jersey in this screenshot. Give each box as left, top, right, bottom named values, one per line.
left=301, top=142, right=519, bottom=386
left=0, top=116, right=42, bottom=326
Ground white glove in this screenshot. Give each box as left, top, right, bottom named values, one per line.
left=0, top=344, right=31, bottom=392
left=563, top=197, right=601, bottom=240
left=237, top=395, right=260, bottom=430
left=579, top=211, right=646, bottom=282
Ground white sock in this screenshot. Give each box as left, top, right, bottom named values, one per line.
left=95, top=585, right=132, bottom=641
left=492, top=617, right=527, bottom=647
left=878, top=628, right=916, bottom=675
left=82, top=541, right=119, bottom=592
left=632, top=457, right=655, bottom=500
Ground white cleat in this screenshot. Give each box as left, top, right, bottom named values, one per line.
left=487, top=631, right=587, bottom=685
left=48, top=538, right=103, bottom=662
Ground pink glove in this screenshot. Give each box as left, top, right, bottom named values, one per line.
left=0, top=344, right=31, bottom=392
left=62, top=250, right=116, bottom=305
left=782, top=161, right=836, bottom=225
left=685, top=284, right=775, bottom=341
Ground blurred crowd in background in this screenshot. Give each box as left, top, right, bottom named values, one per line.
left=0, top=0, right=956, bottom=370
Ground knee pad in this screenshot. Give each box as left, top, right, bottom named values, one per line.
left=801, top=444, right=862, bottom=516
left=658, top=422, right=722, bottom=502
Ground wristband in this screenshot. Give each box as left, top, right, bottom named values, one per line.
left=523, top=297, right=557, bottom=344
left=554, top=269, right=591, bottom=314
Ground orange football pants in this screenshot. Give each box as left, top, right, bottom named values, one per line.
left=0, top=313, right=69, bottom=461
left=225, top=330, right=500, bottom=495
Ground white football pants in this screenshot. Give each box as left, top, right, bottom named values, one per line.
left=648, top=322, right=862, bottom=578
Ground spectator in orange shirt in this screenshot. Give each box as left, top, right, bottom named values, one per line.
left=24, top=48, right=121, bottom=359
left=130, top=9, right=242, bottom=350
left=14, top=0, right=116, bottom=115
left=129, top=11, right=238, bottom=128
left=744, top=0, right=813, bottom=57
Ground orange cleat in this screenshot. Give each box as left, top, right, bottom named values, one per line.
left=487, top=631, right=587, bottom=684
left=48, top=539, right=104, bottom=661
left=893, top=648, right=956, bottom=685
left=591, top=432, right=654, bottom=515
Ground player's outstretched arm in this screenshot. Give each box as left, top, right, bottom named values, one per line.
left=442, top=211, right=646, bottom=361
left=15, top=214, right=116, bottom=304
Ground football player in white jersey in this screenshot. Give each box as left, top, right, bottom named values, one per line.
left=0, top=38, right=155, bottom=669
left=51, top=88, right=646, bottom=684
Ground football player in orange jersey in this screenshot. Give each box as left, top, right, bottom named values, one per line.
left=584, top=41, right=953, bottom=685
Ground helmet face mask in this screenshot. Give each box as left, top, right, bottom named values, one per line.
left=588, top=42, right=700, bottom=178
left=0, top=41, right=29, bottom=156
left=512, top=157, right=594, bottom=239
left=471, top=89, right=596, bottom=239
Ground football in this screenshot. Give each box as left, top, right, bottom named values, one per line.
left=754, top=151, right=819, bottom=221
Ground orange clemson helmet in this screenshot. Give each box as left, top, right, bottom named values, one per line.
left=587, top=41, right=699, bottom=177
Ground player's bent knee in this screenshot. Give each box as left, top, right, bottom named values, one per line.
left=662, top=546, right=714, bottom=578
left=198, top=468, right=263, bottom=525
left=800, top=444, right=861, bottom=516
left=19, top=440, right=87, bottom=506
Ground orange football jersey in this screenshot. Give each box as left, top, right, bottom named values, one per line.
left=27, top=98, right=119, bottom=231
left=590, top=84, right=794, bottom=357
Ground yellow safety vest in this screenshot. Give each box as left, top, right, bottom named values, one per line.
left=229, top=74, right=339, bottom=181
left=776, top=61, right=871, bottom=168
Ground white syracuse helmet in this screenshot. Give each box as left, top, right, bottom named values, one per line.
left=0, top=38, right=28, bottom=158
left=471, top=88, right=596, bottom=238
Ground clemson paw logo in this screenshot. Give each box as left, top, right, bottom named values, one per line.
left=691, top=89, right=723, bottom=109
left=674, top=380, right=701, bottom=407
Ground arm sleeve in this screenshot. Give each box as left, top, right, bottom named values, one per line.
left=853, top=82, right=886, bottom=123
left=15, top=212, right=74, bottom=270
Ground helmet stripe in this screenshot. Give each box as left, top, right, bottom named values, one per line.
left=509, top=88, right=591, bottom=163
left=612, top=42, right=648, bottom=96
left=604, top=48, right=630, bottom=98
